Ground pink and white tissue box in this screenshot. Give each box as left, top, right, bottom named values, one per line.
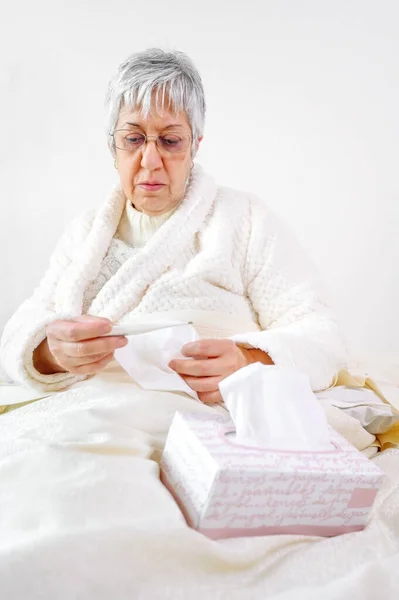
left=160, top=412, right=385, bottom=539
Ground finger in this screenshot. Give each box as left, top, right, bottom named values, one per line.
left=169, top=357, right=223, bottom=377
left=67, top=353, right=115, bottom=375
left=181, top=375, right=222, bottom=393
left=62, top=351, right=116, bottom=368
left=181, top=339, right=235, bottom=359
left=48, top=316, right=112, bottom=343
left=198, top=390, right=223, bottom=405
left=57, top=336, right=127, bottom=359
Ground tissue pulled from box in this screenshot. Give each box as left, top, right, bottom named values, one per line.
left=219, top=363, right=332, bottom=451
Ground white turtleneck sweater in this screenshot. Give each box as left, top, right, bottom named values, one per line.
left=116, top=199, right=176, bottom=247
left=83, top=200, right=175, bottom=312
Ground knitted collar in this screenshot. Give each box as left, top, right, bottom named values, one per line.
left=55, top=165, right=217, bottom=323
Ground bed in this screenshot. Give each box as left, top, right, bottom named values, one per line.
left=0, top=361, right=398, bottom=599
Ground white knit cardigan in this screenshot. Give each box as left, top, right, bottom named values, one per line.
left=0, top=166, right=346, bottom=392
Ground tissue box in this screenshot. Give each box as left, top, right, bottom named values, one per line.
left=160, top=412, right=385, bottom=539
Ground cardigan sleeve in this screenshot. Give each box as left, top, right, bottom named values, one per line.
left=230, top=198, right=347, bottom=391
left=0, top=213, right=94, bottom=391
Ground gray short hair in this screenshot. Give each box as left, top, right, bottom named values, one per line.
left=105, top=48, right=206, bottom=156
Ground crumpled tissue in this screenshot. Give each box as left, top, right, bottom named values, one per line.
left=114, top=322, right=199, bottom=398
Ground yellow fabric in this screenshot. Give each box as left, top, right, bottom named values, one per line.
left=0, top=397, right=40, bottom=414
left=0, top=381, right=51, bottom=414
left=116, top=199, right=176, bottom=248
left=335, top=369, right=397, bottom=405
left=377, top=422, right=399, bottom=449
left=334, top=369, right=399, bottom=449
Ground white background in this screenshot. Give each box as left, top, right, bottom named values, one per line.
left=0, top=0, right=398, bottom=364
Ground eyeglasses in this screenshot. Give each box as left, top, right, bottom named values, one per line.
left=110, top=129, right=191, bottom=155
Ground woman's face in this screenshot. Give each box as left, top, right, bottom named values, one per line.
left=114, top=104, right=200, bottom=215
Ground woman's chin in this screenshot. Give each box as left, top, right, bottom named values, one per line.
left=132, top=193, right=180, bottom=216
left=136, top=198, right=173, bottom=216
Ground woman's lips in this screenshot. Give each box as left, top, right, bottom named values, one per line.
left=138, top=183, right=166, bottom=191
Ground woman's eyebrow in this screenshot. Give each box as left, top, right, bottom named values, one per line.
left=123, top=122, right=184, bottom=129
left=162, top=124, right=184, bottom=130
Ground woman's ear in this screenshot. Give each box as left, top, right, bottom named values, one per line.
left=192, top=136, right=203, bottom=158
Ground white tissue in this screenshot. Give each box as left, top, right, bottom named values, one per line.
left=114, top=322, right=199, bottom=399
left=219, top=363, right=332, bottom=450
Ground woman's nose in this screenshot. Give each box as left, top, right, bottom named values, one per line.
left=140, top=139, right=163, bottom=170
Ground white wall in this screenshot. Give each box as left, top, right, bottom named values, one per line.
left=1, top=0, right=398, bottom=363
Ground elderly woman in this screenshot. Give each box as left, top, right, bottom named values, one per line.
left=0, top=49, right=344, bottom=401
left=0, top=48, right=355, bottom=597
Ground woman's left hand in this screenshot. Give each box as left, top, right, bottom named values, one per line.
left=169, top=339, right=273, bottom=404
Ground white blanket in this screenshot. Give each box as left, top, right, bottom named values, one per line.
left=0, top=362, right=398, bottom=600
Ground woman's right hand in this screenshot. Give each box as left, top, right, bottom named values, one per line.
left=33, top=315, right=128, bottom=375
